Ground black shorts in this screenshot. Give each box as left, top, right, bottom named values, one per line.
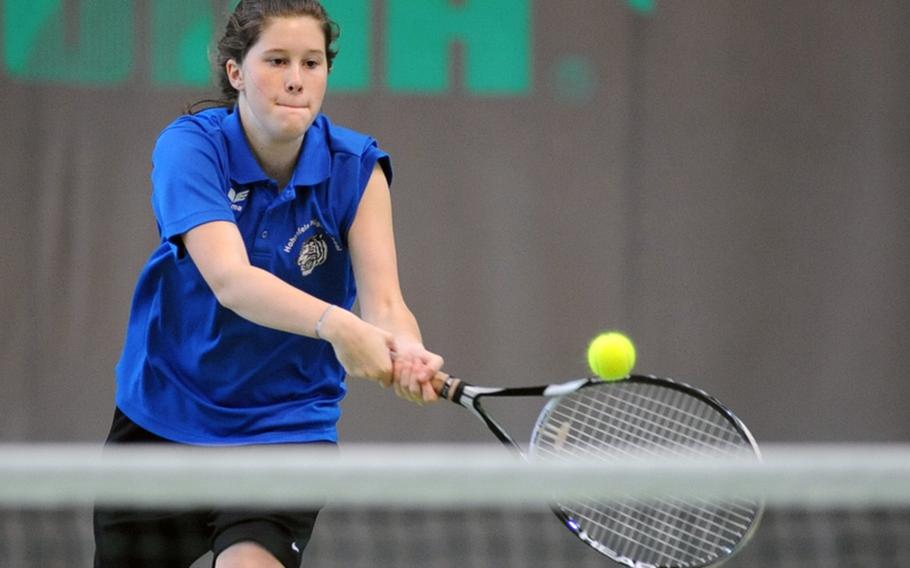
left=93, top=408, right=323, bottom=568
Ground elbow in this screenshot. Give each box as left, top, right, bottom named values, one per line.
left=206, top=269, right=245, bottom=312
left=212, top=286, right=239, bottom=312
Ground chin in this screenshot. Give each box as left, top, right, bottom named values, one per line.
left=274, top=124, right=311, bottom=142
left=269, top=115, right=312, bottom=138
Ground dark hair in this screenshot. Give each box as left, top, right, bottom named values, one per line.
left=187, top=0, right=339, bottom=113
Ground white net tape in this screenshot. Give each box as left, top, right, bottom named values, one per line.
left=2, top=443, right=910, bottom=508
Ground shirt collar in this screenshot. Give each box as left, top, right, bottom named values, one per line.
left=222, top=108, right=267, bottom=185
left=290, top=115, right=331, bottom=187
left=222, top=108, right=331, bottom=188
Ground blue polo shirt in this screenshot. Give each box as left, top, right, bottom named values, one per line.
left=115, top=107, right=391, bottom=445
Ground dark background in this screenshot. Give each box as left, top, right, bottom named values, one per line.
left=2, top=0, right=909, bottom=445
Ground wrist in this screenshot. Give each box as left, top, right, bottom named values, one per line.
left=316, top=306, right=357, bottom=344
left=314, top=305, right=336, bottom=339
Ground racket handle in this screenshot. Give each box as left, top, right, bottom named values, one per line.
left=388, top=350, right=460, bottom=400
left=431, top=373, right=464, bottom=402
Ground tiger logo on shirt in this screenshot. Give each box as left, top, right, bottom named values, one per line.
left=297, top=233, right=328, bottom=276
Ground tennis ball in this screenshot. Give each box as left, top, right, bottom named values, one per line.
left=587, top=332, right=636, bottom=381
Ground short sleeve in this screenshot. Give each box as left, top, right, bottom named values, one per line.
left=150, top=122, right=236, bottom=244
left=336, top=138, right=392, bottom=237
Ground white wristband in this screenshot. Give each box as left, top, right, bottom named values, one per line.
left=314, top=305, right=335, bottom=339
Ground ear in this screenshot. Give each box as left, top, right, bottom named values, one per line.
left=226, top=59, right=244, bottom=91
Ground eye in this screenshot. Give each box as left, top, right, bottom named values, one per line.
left=304, top=59, right=322, bottom=69
left=268, top=57, right=287, bottom=66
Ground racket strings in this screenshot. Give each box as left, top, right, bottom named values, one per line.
left=569, top=495, right=749, bottom=564
left=550, top=395, right=742, bottom=458
left=611, top=388, right=744, bottom=445
left=537, top=395, right=743, bottom=464
left=552, top=385, right=745, bottom=454
left=571, top=500, right=738, bottom=561
left=591, top=493, right=755, bottom=534
left=530, top=382, right=760, bottom=567
left=570, top=506, right=699, bottom=561
left=582, top=497, right=753, bottom=545
left=603, top=387, right=738, bottom=436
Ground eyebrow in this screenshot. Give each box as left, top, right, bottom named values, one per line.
left=260, top=47, right=325, bottom=56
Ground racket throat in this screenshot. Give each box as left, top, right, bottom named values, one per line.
left=472, top=403, right=522, bottom=452
left=444, top=377, right=522, bottom=452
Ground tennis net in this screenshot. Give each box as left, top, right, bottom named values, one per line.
left=2, top=444, right=910, bottom=567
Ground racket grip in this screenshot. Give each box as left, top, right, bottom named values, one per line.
left=431, top=373, right=464, bottom=402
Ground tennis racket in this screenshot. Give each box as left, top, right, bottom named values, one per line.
left=431, top=373, right=762, bottom=568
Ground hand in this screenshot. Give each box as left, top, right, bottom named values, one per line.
left=318, top=308, right=395, bottom=386
left=389, top=337, right=444, bottom=405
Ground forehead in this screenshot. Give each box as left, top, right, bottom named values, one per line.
left=253, top=15, right=326, bottom=52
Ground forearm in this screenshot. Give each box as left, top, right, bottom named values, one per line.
left=212, top=263, right=397, bottom=385
left=214, top=263, right=335, bottom=338
left=360, top=299, right=423, bottom=344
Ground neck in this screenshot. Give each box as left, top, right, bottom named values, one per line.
left=256, top=140, right=300, bottom=189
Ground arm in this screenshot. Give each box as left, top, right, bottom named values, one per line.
left=182, top=221, right=397, bottom=383
left=347, top=165, right=444, bottom=403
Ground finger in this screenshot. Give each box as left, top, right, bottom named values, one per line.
left=423, top=353, right=445, bottom=372
left=408, top=366, right=423, bottom=399
left=408, top=358, right=432, bottom=384
left=415, top=356, right=443, bottom=390
left=394, top=359, right=417, bottom=402
left=420, top=380, right=438, bottom=403
left=405, top=364, right=424, bottom=403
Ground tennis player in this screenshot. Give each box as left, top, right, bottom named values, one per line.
left=94, top=1, right=443, bottom=566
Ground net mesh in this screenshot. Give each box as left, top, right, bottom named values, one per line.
left=4, top=507, right=910, bottom=567
left=2, top=444, right=910, bottom=568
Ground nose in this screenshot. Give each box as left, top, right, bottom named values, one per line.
left=285, top=67, right=303, bottom=94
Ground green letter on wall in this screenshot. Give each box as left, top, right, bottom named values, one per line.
left=387, top=0, right=531, bottom=95
left=148, top=0, right=371, bottom=90
left=323, top=0, right=370, bottom=92
left=153, top=0, right=213, bottom=87
left=3, top=0, right=134, bottom=84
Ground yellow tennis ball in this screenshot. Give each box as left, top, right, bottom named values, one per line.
left=587, top=332, right=636, bottom=381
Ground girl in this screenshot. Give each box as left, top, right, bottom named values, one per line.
left=94, top=1, right=443, bottom=566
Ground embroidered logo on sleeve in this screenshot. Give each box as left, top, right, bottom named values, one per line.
left=297, top=233, right=328, bottom=276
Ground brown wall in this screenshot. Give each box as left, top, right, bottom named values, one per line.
left=2, top=1, right=908, bottom=444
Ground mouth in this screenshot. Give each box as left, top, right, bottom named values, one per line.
left=276, top=103, right=308, bottom=110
